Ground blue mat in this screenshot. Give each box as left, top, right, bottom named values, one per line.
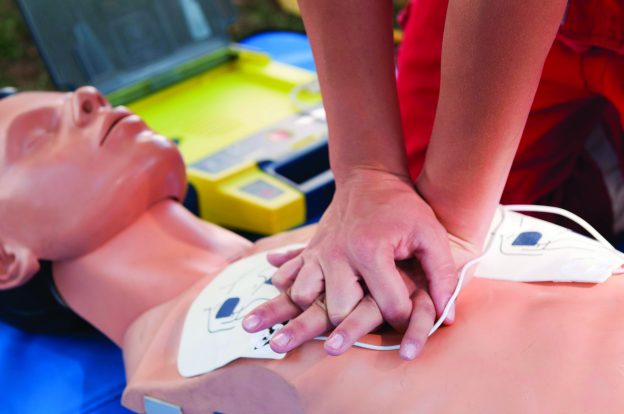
left=0, top=322, right=131, bottom=414
left=239, top=31, right=315, bottom=72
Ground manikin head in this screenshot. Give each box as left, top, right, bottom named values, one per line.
left=0, top=86, right=186, bottom=288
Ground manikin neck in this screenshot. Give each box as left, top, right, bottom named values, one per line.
left=52, top=200, right=252, bottom=345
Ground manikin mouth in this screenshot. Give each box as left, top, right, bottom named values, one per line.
left=100, top=111, right=132, bottom=146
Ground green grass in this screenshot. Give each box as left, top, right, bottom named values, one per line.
left=230, top=0, right=304, bottom=40
left=0, top=0, right=52, bottom=89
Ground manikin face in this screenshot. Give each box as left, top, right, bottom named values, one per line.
left=0, top=86, right=186, bottom=280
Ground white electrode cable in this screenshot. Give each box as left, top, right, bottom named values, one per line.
left=312, top=204, right=617, bottom=352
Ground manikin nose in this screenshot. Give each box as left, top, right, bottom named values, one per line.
left=73, top=86, right=110, bottom=127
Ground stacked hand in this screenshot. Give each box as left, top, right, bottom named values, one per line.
left=243, top=169, right=480, bottom=360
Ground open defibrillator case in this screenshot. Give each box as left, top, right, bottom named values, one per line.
left=17, top=0, right=333, bottom=234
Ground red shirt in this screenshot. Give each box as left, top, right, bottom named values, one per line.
left=397, top=0, right=624, bottom=181
left=397, top=0, right=624, bottom=237
left=558, top=0, right=624, bottom=53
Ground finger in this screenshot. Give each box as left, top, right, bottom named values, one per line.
left=414, top=233, right=458, bottom=319
left=321, top=259, right=364, bottom=326
left=323, top=295, right=383, bottom=356
left=267, top=247, right=305, bottom=267
left=288, top=261, right=325, bottom=309
left=400, top=289, right=436, bottom=361
left=269, top=298, right=332, bottom=353
left=355, top=244, right=412, bottom=330
left=243, top=294, right=301, bottom=333
left=271, top=255, right=304, bottom=291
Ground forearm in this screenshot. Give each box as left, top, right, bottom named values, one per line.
left=298, top=0, right=408, bottom=183
left=418, top=0, right=567, bottom=245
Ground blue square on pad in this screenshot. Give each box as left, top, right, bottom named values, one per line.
left=216, top=297, right=240, bottom=319
left=512, top=231, right=542, bottom=246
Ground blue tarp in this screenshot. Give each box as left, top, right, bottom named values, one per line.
left=0, top=322, right=131, bottom=414
left=239, top=31, right=315, bottom=72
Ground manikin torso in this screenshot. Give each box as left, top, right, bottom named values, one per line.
left=116, top=227, right=624, bottom=414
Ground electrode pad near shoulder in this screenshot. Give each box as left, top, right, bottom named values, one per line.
left=476, top=205, right=624, bottom=284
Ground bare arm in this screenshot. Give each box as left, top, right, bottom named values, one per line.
left=298, top=0, right=408, bottom=181
left=246, top=0, right=461, bottom=360
left=248, top=0, right=567, bottom=359
left=418, top=0, right=567, bottom=245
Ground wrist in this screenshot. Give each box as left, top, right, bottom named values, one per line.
left=333, top=164, right=412, bottom=189
left=415, top=169, right=493, bottom=249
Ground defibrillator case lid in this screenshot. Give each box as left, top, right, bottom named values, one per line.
left=17, top=0, right=236, bottom=100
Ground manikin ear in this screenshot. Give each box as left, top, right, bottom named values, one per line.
left=0, top=242, right=40, bottom=290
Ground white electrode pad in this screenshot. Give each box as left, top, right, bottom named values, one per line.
left=475, top=206, right=624, bottom=283
left=177, top=244, right=305, bottom=378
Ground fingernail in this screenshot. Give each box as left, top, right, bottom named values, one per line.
left=271, top=332, right=291, bottom=348
left=400, top=342, right=420, bottom=360
left=325, top=333, right=344, bottom=352
left=243, top=314, right=261, bottom=331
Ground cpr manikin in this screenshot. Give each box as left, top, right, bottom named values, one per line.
left=2, top=87, right=624, bottom=414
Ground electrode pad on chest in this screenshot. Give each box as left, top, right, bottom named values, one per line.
left=177, top=245, right=304, bottom=378
left=475, top=206, right=624, bottom=283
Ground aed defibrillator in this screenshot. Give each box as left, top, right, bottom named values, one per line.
left=17, top=0, right=332, bottom=234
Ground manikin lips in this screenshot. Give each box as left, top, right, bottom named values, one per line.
left=100, top=110, right=132, bottom=145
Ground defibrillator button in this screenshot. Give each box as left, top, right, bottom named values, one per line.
left=267, top=129, right=293, bottom=141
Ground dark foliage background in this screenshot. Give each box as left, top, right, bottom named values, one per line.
left=0, top=0, right=406, bottom=91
